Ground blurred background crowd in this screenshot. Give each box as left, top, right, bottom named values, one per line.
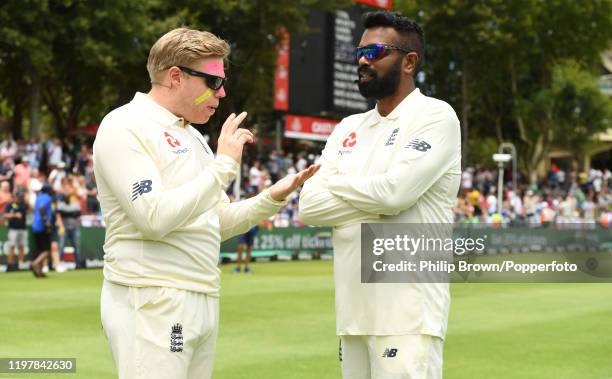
left=455, top=164, right=612, bottom=225
left=1, top=135, right=610, bottom=236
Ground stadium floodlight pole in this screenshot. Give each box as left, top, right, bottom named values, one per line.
left=493, top=153, right=512, bottom=214
left=498, top=142, right=517, bottom=192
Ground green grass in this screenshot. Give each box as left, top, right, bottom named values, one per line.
left=0, top=261, right=611, bottom=378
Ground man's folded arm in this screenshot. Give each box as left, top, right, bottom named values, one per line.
left=328, top=106, right=460, bottom=216
left=94, top=124, right=238, bottom=240
left=298, top=126, right=379, bottom=227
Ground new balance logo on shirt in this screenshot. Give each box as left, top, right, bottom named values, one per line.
left=131, top=180, right=153, bottom=201
left=382, top=348, right=398, bottom=358
left=406, top=139, right=432, bottom=152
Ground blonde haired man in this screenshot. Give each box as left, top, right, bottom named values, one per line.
left=95, top=28, right=318, bottom=379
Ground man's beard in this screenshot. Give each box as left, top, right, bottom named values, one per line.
left=357, top=58, right=402, bottom=100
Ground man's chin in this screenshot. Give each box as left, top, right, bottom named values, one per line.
left=191, top=116, right=211, bottom=125
left=358, top=85, right=376, bottom=99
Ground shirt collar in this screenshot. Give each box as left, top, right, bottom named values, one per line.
left=131, top=92, right=190, bottom=128
left=364, top=88, right=423, bottom=127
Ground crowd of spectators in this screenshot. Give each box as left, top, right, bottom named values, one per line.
left=231, top=149, right=321, bottom=228
left=455, top=164, right=612, bottom=226
left=235, top=150, right=612, bottom=228
left=0, top=135, right=98, bottom=271
left=0, top=134, right=610, bottom=271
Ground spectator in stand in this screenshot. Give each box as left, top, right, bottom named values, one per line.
left=0, top=137, right=17, bottom=162
left=0, top=158, right=14, bottom=186
left=582, top=191, right=596, bottom=221
left=27, top=169, right=44, bottom=209
left=287, top=161, right=297, bottom=176
left=296, top=153, right=307, bottom=171
left=85, top=174, right=99, bottom=215
left=58, top=191, right=82, bottom=268
left=283, top=152, right=294, bottom=175
left=48, top=161, right=67, bottom=192
left=0, top=181, right=12, bottom=218
left=486, top=187, right=498, bottom=215
left=558, top=194, right=577, bottom=222
left=260, top=167, right=271, bottom=192
left=46, top=138, right=63, bottom=168
left=13, top=156, right=32, bottom=191
left=75, top=145, right=90, bottom=175
left=267, top=150, right=281, bottom=182
left=63, top=138, right=77, bottom=171
left=5, top=190, right=29, bottom=272
left=468, top=187, right=482, bottom=217
left=461, top=166, right=473, bottom=191
left=248, top=160, right=263, bottom=192
left=26, top=138, right=41, bottom=169
left=508, top=190, right=523, bottom=221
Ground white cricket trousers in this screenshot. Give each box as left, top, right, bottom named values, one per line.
left=340, top=334, right=443, bottom=379
left=101, top=280, right=219, bottom=379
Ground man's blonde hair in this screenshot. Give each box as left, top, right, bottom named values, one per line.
left=147, top=27, right=230, bottom=82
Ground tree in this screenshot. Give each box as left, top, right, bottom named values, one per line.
left=0, top=0, right=54, bottom=139
left=399, top=0, right=612, bottom=182
left=160, top=0, right=350, bottom=145
left=41, top=0, right=173, bottom=137
left=540, top=61, right=612, bottom=158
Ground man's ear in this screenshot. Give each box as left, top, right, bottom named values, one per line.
left=167, top=66, right=183, bottom=88
left=403, top=52, right=419, bottom=76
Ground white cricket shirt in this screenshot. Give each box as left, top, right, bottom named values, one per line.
left=94, top=93, right=285, bottom=295
left=299, top=88, right=461, bottom=338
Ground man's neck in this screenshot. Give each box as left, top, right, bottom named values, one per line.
left=148, top=87, right=180, bottom=118
left=376, top=82, right=416, bottom=117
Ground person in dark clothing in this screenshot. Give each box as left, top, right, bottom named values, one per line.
left=4, top=191, right=29, bottom=272
left=58, top=193, right=82, bottom=267
left=31, top=183, right=53, bottom=277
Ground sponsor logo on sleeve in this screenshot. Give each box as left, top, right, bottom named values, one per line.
left=406, top=139, right=432, bottom=152
left=131, top=180, right=153, bottom=201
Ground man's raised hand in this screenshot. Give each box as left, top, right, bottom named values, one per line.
left=217, top=112, right=253, bottom=162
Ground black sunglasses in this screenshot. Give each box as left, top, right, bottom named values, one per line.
left=177, top=66, right=227, bottom=90
left=356, top=43, right=413, bottom=61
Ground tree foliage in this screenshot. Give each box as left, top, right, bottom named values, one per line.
left=0, top=0, right=348, bottom=140
left=399, top=0, right=612, bottom=182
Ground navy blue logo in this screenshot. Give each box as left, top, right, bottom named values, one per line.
left=382, top=348, right=398, bottom=358
left=385, top=128, right=399, bottom=146
left=406, top=139, right=431, bottom=152
left=131, top=180, right=153, bottom=201
left=170, top=323, right=184, bottom=352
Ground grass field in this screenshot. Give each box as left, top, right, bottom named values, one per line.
left=1, top=261, right=611, bottom=379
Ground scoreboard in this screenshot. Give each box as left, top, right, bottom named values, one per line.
left=286, top=5, right=375, bottom=118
